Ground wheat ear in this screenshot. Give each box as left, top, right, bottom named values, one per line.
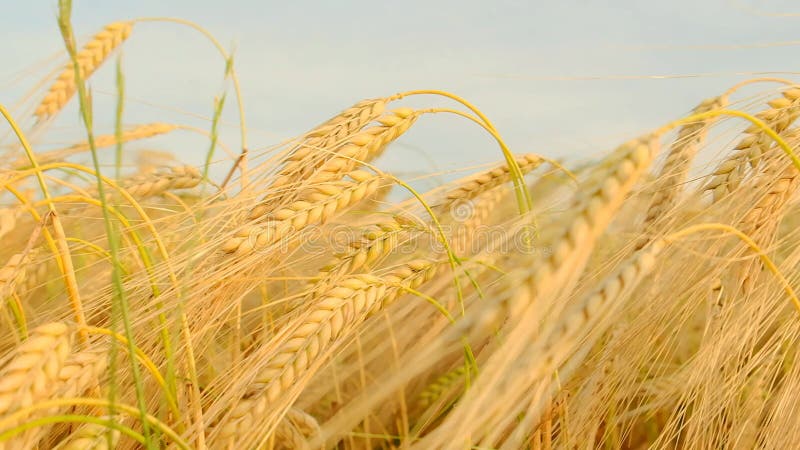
left=52, top=417, right=121, bottom=450
left=252, top=108, right=417, bottom=219
left=35, top=22, right=133, bottom=120
left=119, top=165, right=202, bottom=198
left=642, top=96, right=725, bottom=231
left=19, top=349, right=108, bottom=449
left=0, top=322, right=72, bottom=450
left=441, top=154, right=543, bottom=206
left=215, top=259, right=437, bottom=447
left=315, top=216, right=417, bottom=283
left=0, top=208, right=19, bottom=241
left=279, top=98, right=388, bottom=170
left=224, top=170, right=383, bottom=256
left=706, top=87, right=800, bottom=201
left=0, top=253, right=30, bottom=301
left=471, top=137, right=659, bottom=335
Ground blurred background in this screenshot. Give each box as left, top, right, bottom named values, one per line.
left=2, top=0, right=800, bottom=187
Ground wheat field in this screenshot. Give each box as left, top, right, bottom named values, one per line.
left=2, top=2, right=800, bottom=449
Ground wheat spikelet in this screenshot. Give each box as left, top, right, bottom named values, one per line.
left=35, top=22, right=133, bottom=120
left=641, top=96, right=725, bottom=232
left=0, top=322, right=72, bottom=449
left=706, top=87, right=800, bottom=201
left=52, top=417, right=121, bottom=450
left=224, top=170, right=384, bottom=256
left=119, top=165, right=202, bottom=199
left=251, top=108, right=417, bottom=219
left=214, top=259, right=438, bottom=447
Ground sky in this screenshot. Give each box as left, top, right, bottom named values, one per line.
left=2, top=0, right=800, bottom=185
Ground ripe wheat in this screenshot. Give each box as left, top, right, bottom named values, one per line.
left=35, top=22, right=133, bottom=120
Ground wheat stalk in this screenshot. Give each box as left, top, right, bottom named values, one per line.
left=224, top=170, right=384, bottom=256
left=35, top=22, right=133, bottom=120
left=706, top=87, right=800, bottom=201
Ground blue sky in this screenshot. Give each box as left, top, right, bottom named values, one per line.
left=2, top=1, right=800, bottom=184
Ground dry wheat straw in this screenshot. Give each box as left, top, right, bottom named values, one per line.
left=642, top=97, right=725, bottom=231
left=52, top=417, right=121, bottom=450
left=35, top=22, right=133, bottom=120
left=706, top=88, right=800, bottom=201
left=215, top=259, right=437, bottom=446
left=224, top=170, right=383, bottom=256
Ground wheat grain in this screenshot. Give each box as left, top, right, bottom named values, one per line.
left=224, top=170, right=384, bottom=256
left=18, top=348, right=108, bottom=449
left=35, top=22, right=133, bottom=120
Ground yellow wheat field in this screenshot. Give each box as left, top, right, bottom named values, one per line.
left=2, top=3, right=800, bottom=449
